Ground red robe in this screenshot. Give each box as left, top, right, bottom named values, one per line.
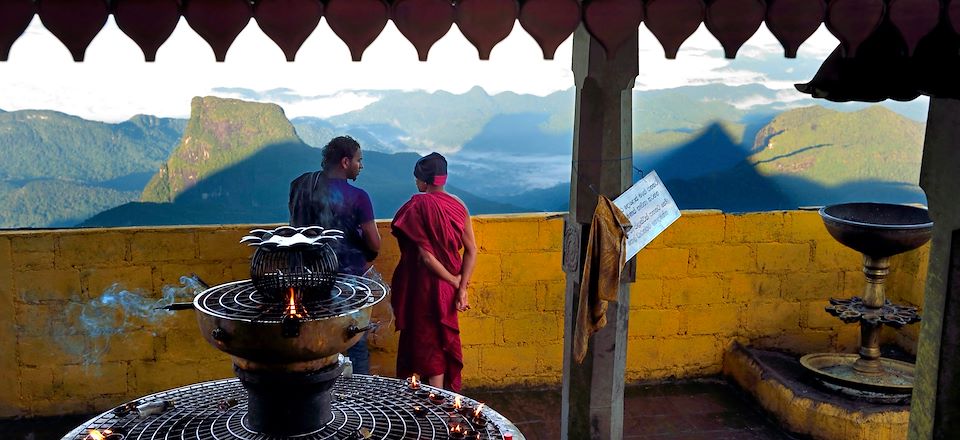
left=391, top=192, right=467, bottom=391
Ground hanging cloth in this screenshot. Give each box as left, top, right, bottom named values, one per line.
left=573, top=195, right=631, bottom=364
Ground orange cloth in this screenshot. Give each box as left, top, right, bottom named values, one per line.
left=573, top=195, right=631, bottom=364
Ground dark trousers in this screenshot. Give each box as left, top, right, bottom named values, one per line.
left=346, top=333, right=369, bottom=375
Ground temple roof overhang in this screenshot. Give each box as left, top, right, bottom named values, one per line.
left=1, top=0, right=958, bottom=101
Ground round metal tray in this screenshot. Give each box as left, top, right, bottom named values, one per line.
left=800, top=353, right=915, bottom=395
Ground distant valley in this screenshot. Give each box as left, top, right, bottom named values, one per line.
left=0, top=85, right=927, bottom=228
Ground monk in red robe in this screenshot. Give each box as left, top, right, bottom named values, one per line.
left=391, top=153, right=477, bottom=392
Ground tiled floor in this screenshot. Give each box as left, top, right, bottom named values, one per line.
left=469, top=378, right=800, bottom=439
left=1, top=377, right=798, bottom=439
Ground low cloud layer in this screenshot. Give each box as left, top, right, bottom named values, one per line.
left=0, top=18, right=841, bottom=123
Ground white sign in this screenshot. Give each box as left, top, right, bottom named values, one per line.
left=613, top=171, right=681, bottom=260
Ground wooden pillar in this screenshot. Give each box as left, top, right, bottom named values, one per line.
left=560, top=25, right=638, bottom=440
left=909, top=97, right=960, bottom=439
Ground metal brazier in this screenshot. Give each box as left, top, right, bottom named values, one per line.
left=193, top=277, right=386, bottom=373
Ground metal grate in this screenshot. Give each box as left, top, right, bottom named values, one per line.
left=194, top=275, right=386, bottom=322
left=62, top=376, right=522, bottom=440
left=249, top=244, right=340, bottom=297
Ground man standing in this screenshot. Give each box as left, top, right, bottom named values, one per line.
left=289, top=135, right=381, bottom=374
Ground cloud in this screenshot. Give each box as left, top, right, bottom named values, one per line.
left=210, top=88, right=381, bottom=119
left=728, top=89, right=811, bottom=110
left=0, top=16, right=839, bottom=122
left=631, top=24, right=839, bottom=112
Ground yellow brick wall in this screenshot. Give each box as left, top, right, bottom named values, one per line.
left=0, top=211, right=929, bottom=418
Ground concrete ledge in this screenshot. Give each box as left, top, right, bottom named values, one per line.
left=723, top=342, right=909, bottom=440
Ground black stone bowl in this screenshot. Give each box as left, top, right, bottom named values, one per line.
left=820, top=203, right=933, bottom=258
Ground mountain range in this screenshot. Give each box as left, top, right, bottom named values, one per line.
left=0, top=85, right=928, bottom=228
left=81, top=97, right=523, bottom=227
left=0, top=111, right=183, bottom=227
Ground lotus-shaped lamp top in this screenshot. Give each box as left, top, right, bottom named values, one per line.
left=240, top=226, right=344, bottom=250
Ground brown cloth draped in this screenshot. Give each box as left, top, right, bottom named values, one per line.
left=391, top=192, right=467, bottom=391
left=573, top=195, right=631, bottom=364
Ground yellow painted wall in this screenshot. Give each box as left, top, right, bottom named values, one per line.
left=0, top=211, right=928, bottom=418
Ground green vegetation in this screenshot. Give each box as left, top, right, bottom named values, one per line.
left=0, top=86, right=930, bottom=228
left=0, top=111, right=183, bottom=182
left=290, top=117, right=337, bottom=148
left=624, top=104, right=927, bottom=213
left=142, top=96, right=302, bottom=202
left=0, top=180, right=138, bottom=228
left=0, top=110, right=183, bottom=227
left=749, top=105, right=924, bottom=186
left=83, top=98, right=522, bottom=227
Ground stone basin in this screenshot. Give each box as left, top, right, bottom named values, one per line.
left=805, top=202, right=932, bottom=399
left=819, top=202, right=933, bottom=258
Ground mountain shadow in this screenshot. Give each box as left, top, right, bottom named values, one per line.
left=494, top=122, right=780, bottom=212
left=774, top=176, right=926, bottom=207
left=634, top=122, right=795, bottom=212
left=494, top=118, right=925, bottom=213
left=496, top=168, right=924, bottom=215
left=636, top=122, right=758, bottom=181
left=660, top=163, right=796, bottom=212
left=80, top=144, right=524, bottom=227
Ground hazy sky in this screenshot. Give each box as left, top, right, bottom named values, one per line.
left=0, top=17, right=842, bottom=122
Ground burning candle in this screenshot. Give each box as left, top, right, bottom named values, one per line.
left=453, top=395, right=462, bottom=410
left=429, top=392, right=445, bottom=405
left=441, top=402, right=456, bottom=413
left=408, top=374, right=421, bottom=390
left=473, top=402, right=485, bottom=419
left=472, top=409, right=488, bottom=429
left=286, top=288, right=302, bottom=318
left=464, top=429, right=481, bottom=440
left=448, top=423, right=466, bottom=440
left=413, top=404, right=427, bottom=416
left=111, top=401, right=139, bottom=417
left=85, top=429, right=121, bottom=440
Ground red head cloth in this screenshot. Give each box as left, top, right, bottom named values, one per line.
left=414, top=152, right=447, bottom=185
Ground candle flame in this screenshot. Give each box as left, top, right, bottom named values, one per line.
left=87, top=430, right=106, bottom=440
left=474, top=403, right=485, bottom=417
left=453, top=395, right=462, bottom=410
left=451, top=423, right=463, bottom=433
left=429, top=392, right=436, bottom=399
left=286, top=288, right=302, bottom=318
left=409, top=374, right=420, bottom=388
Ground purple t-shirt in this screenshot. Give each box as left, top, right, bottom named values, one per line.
left=289, top=172, right=375, bottom=275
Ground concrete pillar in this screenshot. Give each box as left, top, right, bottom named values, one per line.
left=909, top=97, right=960, bottom=439
left=560, top=25, right=638, bottom=440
